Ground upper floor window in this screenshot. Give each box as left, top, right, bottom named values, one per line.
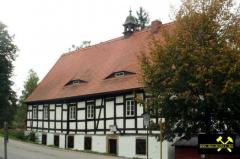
left=69, top=106, right=76, bottom=120
left=87, top=104, right=94, bottom=119
left=126, top=99, right=135, bottom=116
left=33, top=107, right=37, bottom=119
left=43, top=106, right=48, bottom=119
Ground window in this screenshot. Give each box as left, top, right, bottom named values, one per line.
left=87, top=104, right=94, bottom=119
left=114, top=71, right=125, bottom=77
left=136, top=139, right=146, bottom=155
left=43, top=107, right=48, bottom=119
left=126, top=99, right=135, bottom=116
left=69, top=106, right=76, bottom=120
left=33, top=107, right=37, bottom=119
left=65, top=79, right=86, bottom=86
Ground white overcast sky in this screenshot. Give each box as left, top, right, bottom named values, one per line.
left=0, top=0, right=239, bottom=96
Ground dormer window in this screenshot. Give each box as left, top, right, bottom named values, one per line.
left=105, top=71, right=135, bottom=79
left=65, top=79, right=86, bottom=86
left=115, top=71, right=125, bottom=77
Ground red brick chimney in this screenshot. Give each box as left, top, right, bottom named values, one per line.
left=150, top=20, right=162, bottom=34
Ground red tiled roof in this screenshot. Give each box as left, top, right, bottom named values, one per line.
left=26, top=21, right=174, bottom=103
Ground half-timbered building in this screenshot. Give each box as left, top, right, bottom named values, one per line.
left=25, top=11, right=174, bottom=159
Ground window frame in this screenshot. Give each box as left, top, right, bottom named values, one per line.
left=69, top=106, right=76, bottom=120
left=126, top=99, right=135, bottom=116
left=43, top=106, right=49, bottom=120
left=87, top=104, right=94, bottom=119
left=136, top=138, right=147, bottom=155
left=32, top=107, right=37, bottom=119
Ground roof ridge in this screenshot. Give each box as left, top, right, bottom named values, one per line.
left=61, top=21, right=173, bottom=57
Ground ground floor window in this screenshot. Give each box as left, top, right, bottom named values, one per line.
left=68, top=136, right=74, bottom=148
left=136, top=138, right=146, bottom=155
left=54, top=135, right=59, bottom=147
left=84, top=137, right=92, bottom=150
left=42, top=134, right=47, bottom=145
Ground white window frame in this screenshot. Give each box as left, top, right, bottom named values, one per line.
left=33, top=107, right=37, bottom=119
left=126, top=99, right=135, bottom=116
left=69, top=106, right=76, bottom=120
left=87, top=104, right=94, bottom=119
left=43, top=106, right=48, bottom=119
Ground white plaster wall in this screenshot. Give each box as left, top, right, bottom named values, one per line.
left=50, top=122, right=54, bottom=129
left=98, top=120, right=104, bottom=129
left=38, top=111, right=43, bottom=120
left=56, top=107, right=61, bottom=120
left=56, top=122, right=61, bottom=129
left=116, top=105, right=123, bottom=117
left=95, top=99, right=103, bottom=106
left=77, top=122, right=85, bottom=129
left=38, top=121, right=42, bottom=128
left=137, top=118, right=143, bottom=128
left=148, top=136, right=172, bottom=159
left=28, top=105, right=32, bottom=110
left=116, top=96, right=123, bottom=103
left=78, top=102, right=85, bottom=108
left=59, top=134, right=65, bottom=148
left=33, top=121, right=37, bottom=127
left=50, top=111, right=55, bottom=120
left=27, top=121, right=31, bottom=127
left=28, top=112, right=32, bottom=119
left=96, top=109, right=104, bottom=118
left=38, top=105, right=43, bottom=110
left=106, top=101, right=114, bottom=118
left=50, top=104, right=55, bottom=110
left=63, top=104, right=67, bottom=109
left=106, top=120, right=114, bottom=129
left=70, top=122, right=76, bottom=129
left=77, top=110, right=85, bottom=120
left=116, top=119, right=123, bottom=129
left=92, top=136, right=106, bottom=153
left=62, top=122, right=67, bottom=129
left=119, top=136, right=136, bottom=158
left=62, top=111, right=67, bottom=120
left=47, top=133, right=54, bottom=145
left=125, top=119, right=135, bottom=128
left=87, top=121, right=94, bottom=129
left=44, top=122, right=48, bottom=128
left=74, top=135, right=84, bottom=150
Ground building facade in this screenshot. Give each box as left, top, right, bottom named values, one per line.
left=25, top=12, right=174, bottom=159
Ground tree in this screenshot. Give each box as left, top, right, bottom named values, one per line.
left=140, top=0, right=240, bottom=141
left=12, top=69, right=39, bottom=129
left=0, top=22, right=18, bottom=128
left=136, top=7, right=150, bottom=30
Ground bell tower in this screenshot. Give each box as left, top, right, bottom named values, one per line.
left=123, top=9, right=138, bottom=37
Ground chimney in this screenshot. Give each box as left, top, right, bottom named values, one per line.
left=150, top=20, right=162, bottom=34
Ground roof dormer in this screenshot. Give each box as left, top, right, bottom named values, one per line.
left=105, top=71, right=135, bottom=79
left=65, top=79, right=86, bottom=86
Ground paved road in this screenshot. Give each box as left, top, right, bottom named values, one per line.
left=0, top=137, right=126, bottom=159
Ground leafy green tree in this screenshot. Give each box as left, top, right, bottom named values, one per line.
left=140, top=0, right=240, bottom=141
left=136, top=7, right=150, bottom=30
left=12, top=69, right=39, bottom=129
left=0, top=22, right=17, bottom=128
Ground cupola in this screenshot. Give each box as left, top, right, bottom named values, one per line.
left=123, top=9, right=138, bottom=37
